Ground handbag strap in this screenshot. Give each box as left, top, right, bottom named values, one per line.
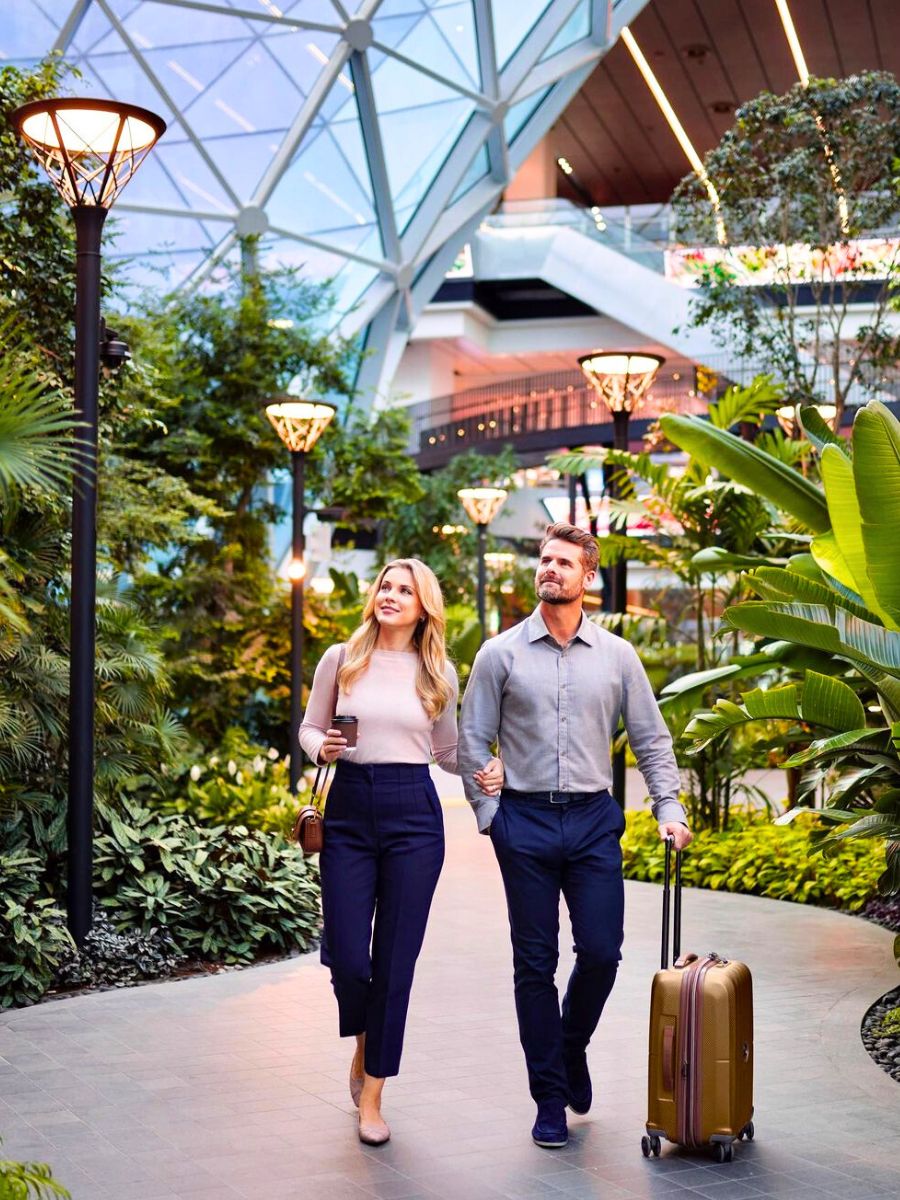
left=310, top=644, right=346, bottom=804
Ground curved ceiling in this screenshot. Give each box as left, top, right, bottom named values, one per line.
left=5, top=0, right=651, bottom=396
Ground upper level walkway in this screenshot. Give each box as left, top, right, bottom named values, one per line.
left=1, top=800, right=897, bottom=1200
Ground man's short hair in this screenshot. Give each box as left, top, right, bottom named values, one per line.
left=539, top=522, right=599, bottom=574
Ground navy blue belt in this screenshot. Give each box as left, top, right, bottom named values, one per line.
left=502, top=788, right=607, bottom=806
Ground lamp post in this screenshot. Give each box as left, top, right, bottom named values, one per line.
left=484, top=551, right=516, bottom=635
left=265, top=399, right=336, bottom=792
left=458, top=487, right=508, bottom=644
left=12, top=98, right=165, bottom=946
left=578, top=352, right=664, bottom=809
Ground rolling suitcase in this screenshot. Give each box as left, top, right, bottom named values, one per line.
left=643, top=837, right=755, bottom=1163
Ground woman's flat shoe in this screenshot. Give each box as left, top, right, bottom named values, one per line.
left=358, top=1115, right=391, bottom=1146
left=349, top=1065, right=364, bottom=1108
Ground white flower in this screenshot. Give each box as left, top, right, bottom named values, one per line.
left=252, top=755, right=266, bottom=774
left=189, top=764, right=202, bottom=782
left=235, top=771, right=244, bottom=785
left=267, top=747, right=279, bottom=761
left=209, top=756, right=219, bottom=768
left=227, top=759, right=237, bottom=776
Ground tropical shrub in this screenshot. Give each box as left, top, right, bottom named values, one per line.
left=0, top=1140, right=68, bottom=1200
left=93, top=800, right=320, bottom=963
left=0, top=850, right=71, bottom=1009
left=55, top=906, right=185, bottom=992
left=153, top=728, right=303, bottom=838
left=622, top=810, right=883, bottom=911
left=662, top=401, right=900, bottom=893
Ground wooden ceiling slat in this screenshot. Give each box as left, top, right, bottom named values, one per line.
left=544, top=0, right=897, bottom=209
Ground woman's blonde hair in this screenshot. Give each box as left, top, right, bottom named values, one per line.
left=338, top=559, right=453, bottom=720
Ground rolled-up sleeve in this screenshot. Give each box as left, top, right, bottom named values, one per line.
left=458, top=647, right=502, bottom=832
left=621, top=644, right=687, bottom=826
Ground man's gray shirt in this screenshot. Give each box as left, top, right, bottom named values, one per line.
left=458, top=606, right=687, bottom=832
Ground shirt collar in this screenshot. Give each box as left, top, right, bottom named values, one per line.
left=527, top=606, right=597, bottom=645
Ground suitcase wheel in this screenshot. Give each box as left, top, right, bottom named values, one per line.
left=713, top=1142, right=734, bottom=1164
left=641, top=1135, right=662, bottom=1158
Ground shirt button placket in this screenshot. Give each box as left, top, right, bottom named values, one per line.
left=559, top=651, right=569, bottom=791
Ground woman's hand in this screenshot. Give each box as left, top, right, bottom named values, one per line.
left=318, top=728, right=348, bottom=763
left=474, top=755, right=504, bottom=796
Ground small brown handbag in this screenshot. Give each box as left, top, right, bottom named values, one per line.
left=293, top=646, right=345, bottom=855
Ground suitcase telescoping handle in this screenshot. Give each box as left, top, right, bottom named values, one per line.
left=660, top=834, right=683, bottom=970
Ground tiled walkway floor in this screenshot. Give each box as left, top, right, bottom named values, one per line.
left=1, top=804, right=898, bottom=1200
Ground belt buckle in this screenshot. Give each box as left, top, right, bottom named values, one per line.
left=549, top=790, right=567, bottom=805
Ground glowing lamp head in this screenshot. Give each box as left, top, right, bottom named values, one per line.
left=287, top=557, right=306, bottom=582
left=12, top=97, right=166, bottom=209
left=578, top=352, right=664, bottom=415
left=458, top=487, right=508, bottom=526
left=265, top=398, right=336, bottom=453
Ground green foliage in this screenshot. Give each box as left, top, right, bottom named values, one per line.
left=622, top=810, right=883, bottom=911
left=154, top=728, right=303, bottom=838
left=55, top=906, right=185, bottom=991
left=0, top=1140, right=69, bottom=1200
left=93, top=799, right=320, bottom=963
left=672, top=71, right=900, bottom=424
left=378, top=447, right=519, bottom=607
left=875, top=1006, right=900, bottom=1036
left=0, top=850, right=71, bottom=1009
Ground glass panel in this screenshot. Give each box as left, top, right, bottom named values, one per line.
left=266, top=79, right=380, bottom=254
left=373, top=1, right=479, bottom=93
left=504, top=86, right=550, bottom=144
left=540, top=0, right=590, bottom=61
left=0, top=0, right=70, bottom=61
left=201, top=131, right=287, bottom=203
left=173, top=43, right=300, bottom=137
left=491, top=0, right=551, bottom=70
left=135, top=130, right=237, bottom=212
left=370, top=55, right=473, bottom=227
left=450, top=144, right=488, bottom=204
left=111, top=1, right=255, bottom=51
left=262, top=25, right=342, bottom=102
left=142, top=41, right=255, bottom=114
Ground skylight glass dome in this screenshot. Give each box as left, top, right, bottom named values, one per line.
left=5, top=0, right=642, bottom=396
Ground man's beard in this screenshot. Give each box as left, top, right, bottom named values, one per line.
left=537, top=580, right=575, bottom=604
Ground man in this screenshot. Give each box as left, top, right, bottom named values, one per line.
left=459, top=522, right=692, bottom=1149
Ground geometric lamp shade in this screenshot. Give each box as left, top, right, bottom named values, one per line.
left=265, top=399, right=337, bottom=453
left=12, top=98, right=166, bottom=209
left=578, top=352, right=665, bottom=415
left=458, top=486, right=508, bottom=525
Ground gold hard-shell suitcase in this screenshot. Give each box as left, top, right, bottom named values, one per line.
left=643, top=838, right=754, bottom=1163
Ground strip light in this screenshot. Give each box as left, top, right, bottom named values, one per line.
left=620, top=26, right=725, bottom=244
left=774, top=0, right=849, bottom=234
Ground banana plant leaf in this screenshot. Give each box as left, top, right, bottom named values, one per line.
left=783, top=727, right=885, bottom=767
left=690, top=547, right=787, bottom=572
left=810, top=530, right=864, bottom=601
left=819, top=445, right=895, bottom=627
left=659, top=414, right=831, bottom=532
left=684, top=670, right=868, bottom=752
left=798, top=406, right=849, bottom=455
left=724, top=601, right=900, bottom=676
left=745, top=565, right=871, bottom=620
left=853, top=401, right=900, bottom=628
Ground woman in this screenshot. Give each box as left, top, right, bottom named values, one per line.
left=300, top=558, right=502, bottom=1146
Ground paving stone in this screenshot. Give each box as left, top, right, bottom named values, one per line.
left=1, top=805, right=898, bottom=1200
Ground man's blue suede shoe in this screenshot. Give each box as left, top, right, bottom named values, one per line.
left=565, top=1050, right=592, bottom=1115
left=531, top=1100, right=568, bottom=1148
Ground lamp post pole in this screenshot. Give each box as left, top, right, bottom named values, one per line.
left=458, top=487, right=508, bottom=646
left=476, top=521, right=487, bottom=642
left=578, top=352, right=664, bottom=812
left=13, top=98, right=166, bottom=945
left=290, top=450, right=306, bottom=794
left=68, top=205, right=107, bottom=945
left=265, top=399, right=336, bottom=792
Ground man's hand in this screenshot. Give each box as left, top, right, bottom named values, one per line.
left=658, top=822, right=692, bottom=851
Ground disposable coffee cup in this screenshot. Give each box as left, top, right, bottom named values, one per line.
left=332, top=715, right=358, bottom=751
